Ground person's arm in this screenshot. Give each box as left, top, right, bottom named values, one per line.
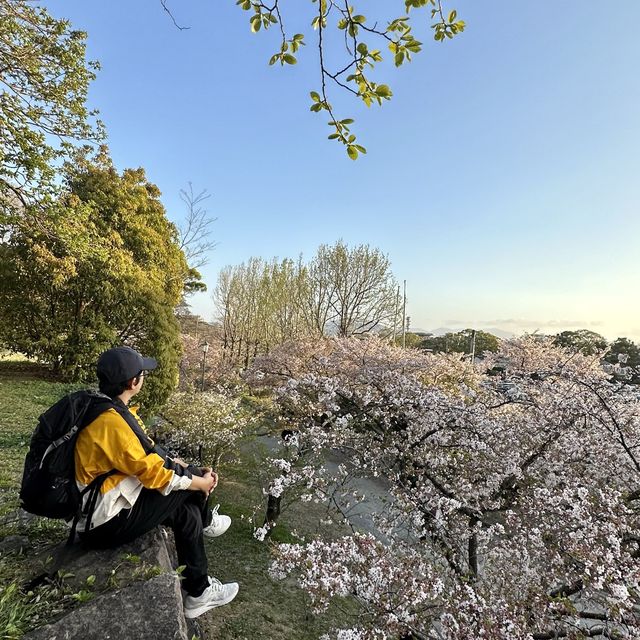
left=161, top=454, right=215, bottom=486
left=150, top=445, right=193, bottom=478
left=96, top=419, right=174, bottom=491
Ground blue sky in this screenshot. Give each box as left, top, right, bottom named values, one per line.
left=45, top=1, right=640, bottom=340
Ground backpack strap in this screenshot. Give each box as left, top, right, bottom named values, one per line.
left=66, top=470, right=117, bottom=546
left=37, top=392, right=111, bottom=470
left=64, top=394, right=119, bottom=545
left=109, top=400, right=156, bottom=453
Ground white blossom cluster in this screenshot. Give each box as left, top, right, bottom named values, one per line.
left=251, top=335, right=640, bottom=639
left=159, top=390, right=254, bottom=467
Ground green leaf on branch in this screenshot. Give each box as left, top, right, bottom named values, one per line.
left=232, top=0, right=465, bottom=156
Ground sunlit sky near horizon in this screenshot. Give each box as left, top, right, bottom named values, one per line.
left=45, top=1, right=640, bottom=341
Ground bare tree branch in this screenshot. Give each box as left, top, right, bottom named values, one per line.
left=177, top=182, right=217, bottom=270
left=160, top=0, right=190, bottom=31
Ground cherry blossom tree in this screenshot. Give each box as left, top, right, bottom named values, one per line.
left=178, top=333, right=239, bottom=390
left=250, top=336, right=640, bottom=639
left=159, top=389, right=254, bottom=468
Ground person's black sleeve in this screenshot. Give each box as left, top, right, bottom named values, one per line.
left=152, top=444, right=193, bottom=478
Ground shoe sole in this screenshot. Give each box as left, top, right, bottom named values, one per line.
left=203, top=520, right=231, bottom=538
left=203, top=524, right=231, bottom=538
left=183, top=584, right=239, bottom=619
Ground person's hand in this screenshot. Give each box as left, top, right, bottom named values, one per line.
left=202, top=471, right=217, bottom=495
left=191, top=473, right=215, bottom=495
left=173, top=457, right=189, bottom=468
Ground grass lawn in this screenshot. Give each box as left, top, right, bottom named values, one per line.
left=0, top=371, right=82, bottom=638
left=0, top=369, right=357, bottom=639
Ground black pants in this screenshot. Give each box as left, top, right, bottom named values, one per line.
left=81, top=489, right=212, bottom=597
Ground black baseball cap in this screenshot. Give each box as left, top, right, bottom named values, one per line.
left=96, top=346, right=158, bottom=384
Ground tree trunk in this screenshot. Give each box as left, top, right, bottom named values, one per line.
left=263, top=494, right=282, bottom=537
left=468, top=517, right=479, bottom=579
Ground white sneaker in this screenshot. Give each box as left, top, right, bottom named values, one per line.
left=203, top=504, right=231, bottom=538
left=183, top=577, right=239, bottom=618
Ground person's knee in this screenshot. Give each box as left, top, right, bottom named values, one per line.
left=176, top=503, right=203, bottom=539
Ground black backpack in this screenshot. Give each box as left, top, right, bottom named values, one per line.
left=19, top=390, right=116, bottom=522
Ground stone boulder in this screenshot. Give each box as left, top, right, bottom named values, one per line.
left=25, top=572, right=188, bottom=640
left=23, top=528, right=201, bottom=640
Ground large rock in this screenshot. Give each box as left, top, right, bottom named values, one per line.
left=23, top=528, right=200, bottom=639
left=71, top=528, right=173, bottom=590
left=24, top=572, right=189, bottom=640
left=25, top=529, right=173, bottom=594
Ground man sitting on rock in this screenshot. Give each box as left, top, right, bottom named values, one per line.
left=74, top=346, right=238, bottom=619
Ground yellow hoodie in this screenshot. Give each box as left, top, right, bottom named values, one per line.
left=74, top=406, right=191, bottom=531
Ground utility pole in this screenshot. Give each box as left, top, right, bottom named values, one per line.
left=470, top=329, right=477, bottom=365
left=392, top=285, right=400, bottom=344
left=401, top=280, right=407, bottom=348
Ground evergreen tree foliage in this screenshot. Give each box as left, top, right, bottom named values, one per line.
left=553, top=329, right=608, bottom=356
left=420, top=329, right=500, bottom=356
left=605, top=337, right=640, bottom=385
left=0, top=154, right=195, bottom=412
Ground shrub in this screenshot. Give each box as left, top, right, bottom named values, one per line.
left=158, top=391, right=255, bottom=468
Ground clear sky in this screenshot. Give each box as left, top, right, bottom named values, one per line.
left=45, top=0, right=640, bottom=341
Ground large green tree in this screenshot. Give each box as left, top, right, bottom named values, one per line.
left=553, top=330, right=608, bottom=356
left=0, top=0, right=102, bottom=221
left=604, top=337, right=640, bottom=385
left=0, top=155, right=194, bottom=411
left=420, top=329, right=500, bottom=357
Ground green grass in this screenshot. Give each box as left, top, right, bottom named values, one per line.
left=0, top=371, right=81, bottom=637
left=0, top=583, right=33, bottom=639
left=0, top=352, right=33, bottom=363
left=0, top=353, right=56, bottom=382
left=0, top=372, right=359, bottom=639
